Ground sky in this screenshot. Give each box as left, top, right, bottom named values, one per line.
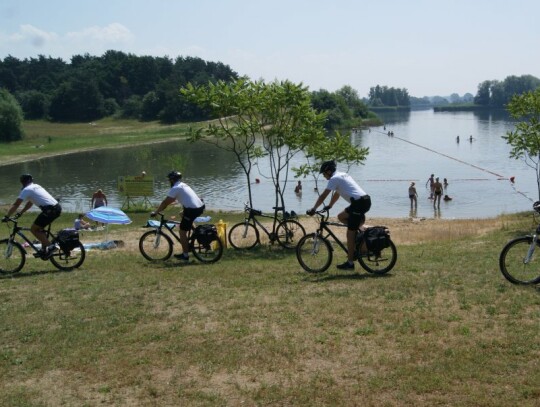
left=1, top=0, right=539, bottom=98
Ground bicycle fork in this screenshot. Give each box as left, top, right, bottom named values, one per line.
left=524, top=234, right=538, bottom=264
left=309, top=232, right=322, bottom=255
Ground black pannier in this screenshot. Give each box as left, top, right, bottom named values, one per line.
left=364, top=226, right=391, bottom=253
left=57, top=229, right=80, bottom=251
left=193, top=224, right=218, bottom=246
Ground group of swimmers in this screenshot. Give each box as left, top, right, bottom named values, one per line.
left=408, top=174, right=452, bottom=209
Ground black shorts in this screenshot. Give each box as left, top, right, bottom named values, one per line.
left=35, top=204, right=62, bottom=228
left=180, top=205, right=205, bottom=231
left=346, top=195, right=371, bottom=230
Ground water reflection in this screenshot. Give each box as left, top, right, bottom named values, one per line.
left=0, top=109, right=535, bottom=219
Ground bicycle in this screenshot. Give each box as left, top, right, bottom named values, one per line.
left=499, top=201, right=540, bottom=285
left=139, top=212, right=223, bottom=263
left=228, top=203, right=306, bottom=249
left=0, top=215, right=86, bottom=274
left=296, top=208, right=397, bottom=274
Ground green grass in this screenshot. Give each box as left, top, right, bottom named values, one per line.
left=0, top=211, right=539, bottom=406
left=0, top=118, right=199, bottom=164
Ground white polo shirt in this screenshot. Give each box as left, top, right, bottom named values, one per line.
left=18, top=183, right=58, bottom=207
left=326, top=171, right=367, bottom=203
left=167, top=181, right=203, bottom=209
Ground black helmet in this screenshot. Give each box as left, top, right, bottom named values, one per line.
left=20, top=174, right=33, bottom=185
left=167, top=170, right=182, bottom=182
left=319, top=160, right=336, bottom=174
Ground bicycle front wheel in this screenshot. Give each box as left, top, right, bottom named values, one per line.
left=139, top=230, right=173, bottom=261
left=0, top=239, right=25, bottom=274
left=276, top=219, right=306, bottom=249
left=296, top=233, right=333, bottom=273
left=499, top=236, right=540, bottom=285
left=228, top=222, right=259, bottom=249
left=191, top=235, right=224, bottom=263
left=50, top=242, right=86, bottom=271
left=358, top=239, right=397, bottom=275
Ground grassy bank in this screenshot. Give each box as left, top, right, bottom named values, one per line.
left=0, top=211, right=539, bottom=406
left=0, top=118, right=197, bottom=166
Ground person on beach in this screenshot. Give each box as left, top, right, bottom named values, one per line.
left=433, top=177, right=444, bottom=207
left=74, top=213, right=91, bottom=230
left=426, top=174, right=435, bottom=199
left=408, top=182, right=418, bottom=209
left=91, top=189, right=107, bottom=209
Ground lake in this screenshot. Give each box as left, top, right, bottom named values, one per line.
left=0, top=109, right=536, bottom=219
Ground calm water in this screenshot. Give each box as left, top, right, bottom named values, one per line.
left=0, top=109, right=536, bottom=219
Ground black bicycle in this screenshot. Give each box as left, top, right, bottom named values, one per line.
left=296, top=208, right=397, bottom=274
left=499, top=201, right=540, bottom=285
left=139, top=212, right=223, bottom=263
left=228, top=203, right=306, bottom=249
left=0, top=215, right=86, bottom=274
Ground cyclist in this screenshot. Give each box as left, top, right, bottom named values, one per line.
left=151, top=170, right=205, bottom=262
left=3, top=174, right=62, bottom=258
left=308, top=160, right=371, bottom=270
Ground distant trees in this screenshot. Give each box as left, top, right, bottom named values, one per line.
left=474, top=75, right=540, bottom=108
left=310, top=85, right=373, bottom=130
left=0, top=88, right=24, bottom=142
left=368, top=85, right=410, bottom=107
left=0, top=51, right=239, bottom=123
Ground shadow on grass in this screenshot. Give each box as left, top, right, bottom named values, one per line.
left=0, top=267, right=77, bottom=279
left=300, top=270, right=397, bottom=283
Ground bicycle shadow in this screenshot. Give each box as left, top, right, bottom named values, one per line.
left=0, top=267, right=77, bottom=279
left=300, top=270, right=397, bottom=283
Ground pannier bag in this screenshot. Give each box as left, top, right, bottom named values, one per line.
left=193, top=224, right=218, bottom=246
left=57, top=229, right=80, bottom=251
left=364, top=226, right=391, bottom=253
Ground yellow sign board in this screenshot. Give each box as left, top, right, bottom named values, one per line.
left=118, top=176, right=154, bottom=197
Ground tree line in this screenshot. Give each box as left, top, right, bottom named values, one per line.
left=474, top=75, right=540, bottom=108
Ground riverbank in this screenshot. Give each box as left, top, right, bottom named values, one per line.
left=0, top=118, right=195, bottom=167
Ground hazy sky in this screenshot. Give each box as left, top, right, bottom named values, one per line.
left=1, top=0, right=539, bottom=98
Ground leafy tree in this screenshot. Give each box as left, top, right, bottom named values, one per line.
left=16, top=90, right=49, bottom=119
left=503, top=88, right=540, bottom=199
left=120, top=95, right=142, bottom=119
left=0, top=88, right=24, bottom=142
left=183, top=79, right=367, bottom=209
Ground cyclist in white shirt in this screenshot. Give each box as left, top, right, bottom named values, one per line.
left=4, top=174, right=62, bottom=258
left=308, top=161, right=371, bottom=270
left=152, top=171, right=205, bottom=262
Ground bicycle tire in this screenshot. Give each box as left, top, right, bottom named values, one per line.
left=358, top=239, right=397, bottom=274
left=139, top=230, right=173, bottom=261
left=228, top=222, right=259, bottom=249
left=296, top=233, right=333, bottom=273
left=499, top=236, right=540, bottom=285
left=0, top=239, right=25, bottom=274
left=50, top=242, right=86, bottom=271
left=191, top=235, right=224, bottom=263
left=276, top=219, right=306, bottom=249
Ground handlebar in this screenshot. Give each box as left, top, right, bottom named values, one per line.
left=306, top=207, right=330, bottom=220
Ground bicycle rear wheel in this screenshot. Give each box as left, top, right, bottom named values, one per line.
left=276, top=219, right=306, bottom=249
left=0, top=239, right=25, bottom=274
left=499, top=236, right=540, bottom=284
left=139, top=230, right=173, bottom=261
left=228, top=222, right=259, bottom=249
left=296, top=233, right=333, bottom=273
left=191, top=235, right=223, bottom=263
left=50, top=242, right=86, bottom=271
left=358, top=239, right=397, bottom=274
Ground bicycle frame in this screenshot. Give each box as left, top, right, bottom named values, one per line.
left=523, top=226, right=540, bottom=264
left=7, top=222, right=52, bottom=255
left=241, top=204, right=288, bottom=239
left=311, top=212, right=352, bottom=255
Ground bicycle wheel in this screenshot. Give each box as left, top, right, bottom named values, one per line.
left=191, top=235, right=224, bottom=263
left=358, top=239, right=397, bottom=274
left=228, top=222, right=259, bottom=249
left=296, top=233, right=333, bottom=273
left=50, top=242, right=86, bottom=271
left=139, top=230, right=173, bottom=261
left=0, top=239, right=25, bottom=274
left=499, top=236, right=540, bottom=284
left=276, top=219, right=306, bottom=249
